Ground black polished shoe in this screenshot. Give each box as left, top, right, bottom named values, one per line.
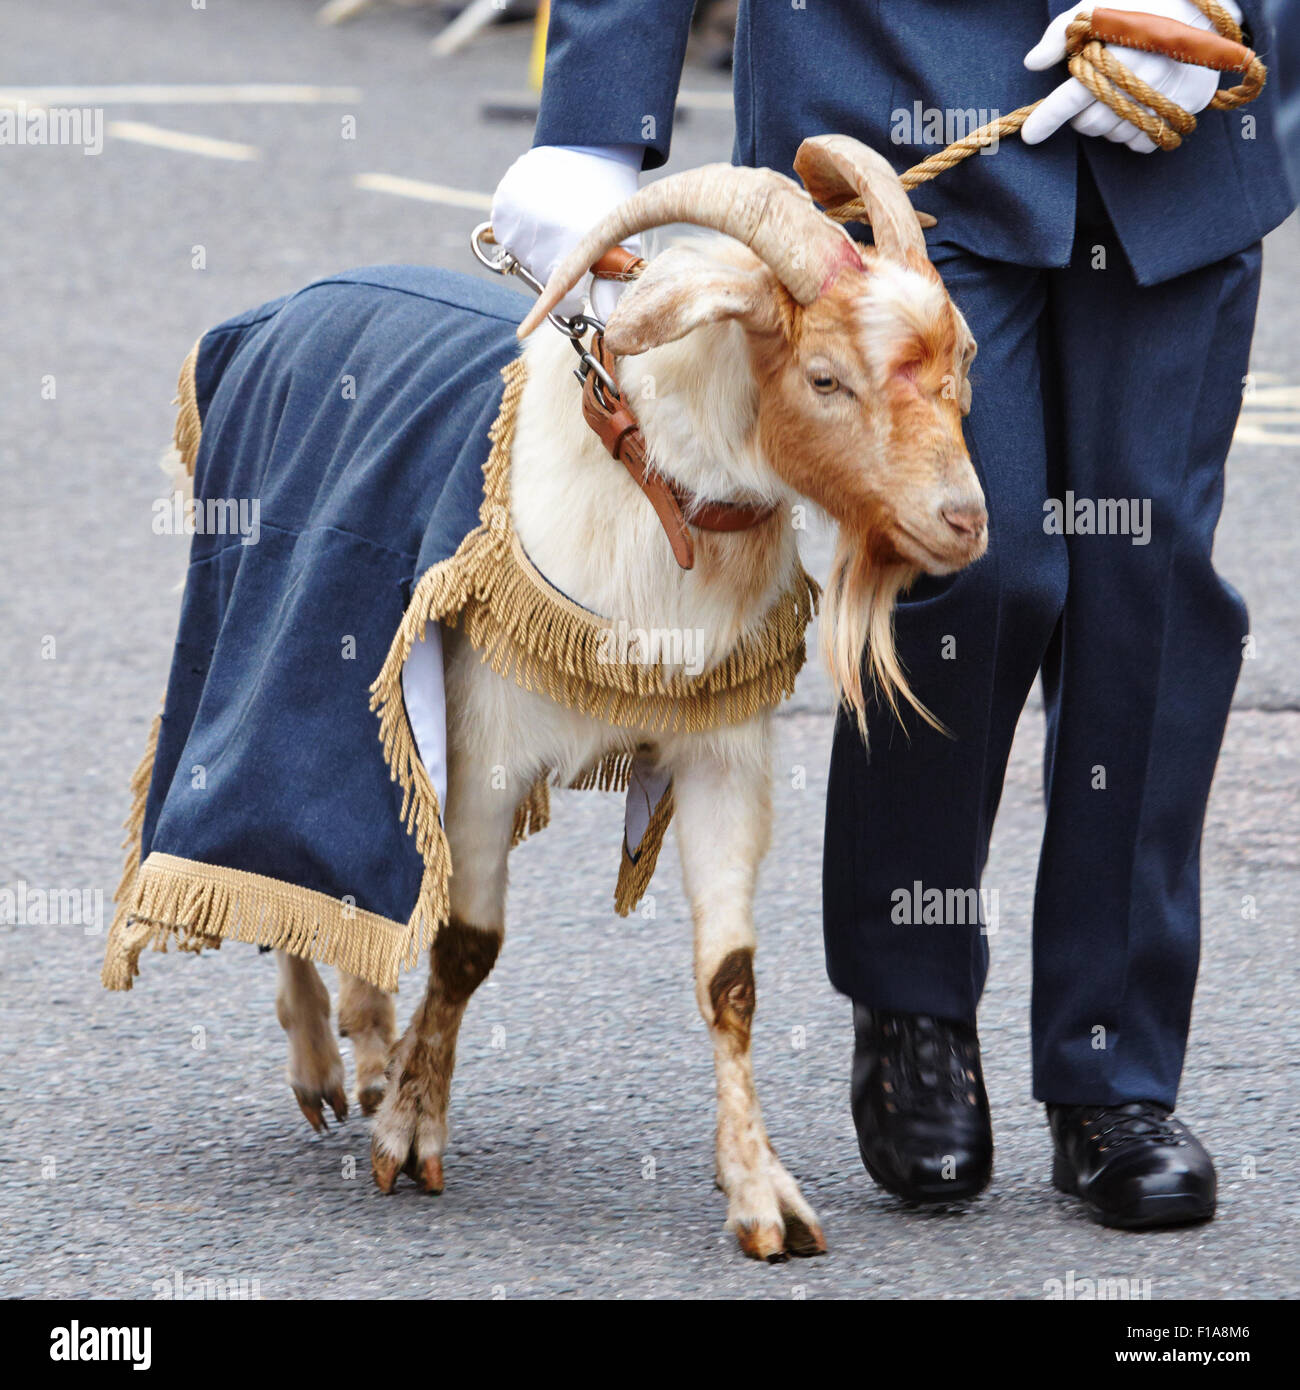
left=851, top=1005, right=993, bottom=1203
left=1048, top=1101, right=1217, bottom=1229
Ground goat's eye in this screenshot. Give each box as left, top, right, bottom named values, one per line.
left=810, top=372, right=839, bottom=394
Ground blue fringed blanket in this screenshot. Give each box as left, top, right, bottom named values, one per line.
left=103, top=266, right=817, bottom=992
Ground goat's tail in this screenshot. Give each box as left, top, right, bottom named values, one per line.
left=820, top=535, right=945, bottom=744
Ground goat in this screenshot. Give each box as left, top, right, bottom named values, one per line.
left=168, top=135, right=987, bottom=1261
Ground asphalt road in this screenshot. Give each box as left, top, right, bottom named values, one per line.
left=1, top=0, right=1296, bottom=1300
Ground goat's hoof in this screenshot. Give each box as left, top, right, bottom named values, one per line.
left=371, top=1144, right=402, bottom=1194
left=728, top=1150, right=827, bottom=1260
left=736, top=1223, right=789, bottom=1263
left=782, top=1212, right=829, bottom=1258
left=371, top=1140, right=443, bottom=1195
left=293, top=1082, right=348, bottom=1133
left=358, top=1082, right=386, bottom=1117
left=417, top=1156, right=444, bottom=1195
left=396, top=1150, right=444, bottom=1194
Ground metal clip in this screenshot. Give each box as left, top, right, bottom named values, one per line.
left=568, top=324, right=618, bottom=397
left=470, top=222, right=612, bottom=385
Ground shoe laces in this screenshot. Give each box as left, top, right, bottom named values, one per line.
left=879, top=1014, right=981, bottom=1110
left=1076, top=1101, right=1184, bottom=1151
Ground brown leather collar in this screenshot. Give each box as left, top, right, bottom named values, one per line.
left=578, top=328, right=779, bottom=570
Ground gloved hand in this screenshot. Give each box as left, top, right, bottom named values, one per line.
left=1021, top=0, right=1242, bottom=153
left=490, top=143, right=643, bottom=320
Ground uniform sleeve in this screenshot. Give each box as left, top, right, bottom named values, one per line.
left=532, top=0, right=699, bottom=170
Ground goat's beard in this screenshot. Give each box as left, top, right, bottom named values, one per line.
left=820, top=534, right=935, bottom=744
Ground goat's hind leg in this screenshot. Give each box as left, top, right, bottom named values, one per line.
left=371, top=746, right=522, bottom=1195
left=338, top=971, right=396, bottom=1116
left=275, top=951, right=348, bottom=1132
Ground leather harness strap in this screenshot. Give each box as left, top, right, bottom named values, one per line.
left=578, top=329, right=778, bottom=571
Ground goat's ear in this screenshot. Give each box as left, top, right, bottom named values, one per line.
left=602, top=246, right=777, bottom=356
left=954, top=305, right=976, bottom=414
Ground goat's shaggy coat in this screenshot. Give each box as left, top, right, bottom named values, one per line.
left=101, top=265, right=818, bottom=995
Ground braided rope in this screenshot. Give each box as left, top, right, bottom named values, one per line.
left=830, top=0, right=1266, bottom=210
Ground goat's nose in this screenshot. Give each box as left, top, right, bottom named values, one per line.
left=941, top=503, right=988, bottom=538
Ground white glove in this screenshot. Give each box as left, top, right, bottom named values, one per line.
left=1021, top=0, right=1242, bottom=153
left=490, top=143, right=643, bottom=320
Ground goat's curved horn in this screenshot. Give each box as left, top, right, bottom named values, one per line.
left=793, top=135, right=930, bottom=262
left=516, top=163, right=862, bottom=338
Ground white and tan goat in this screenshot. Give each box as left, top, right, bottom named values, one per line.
left=275, top=136, right=986, bottom=1260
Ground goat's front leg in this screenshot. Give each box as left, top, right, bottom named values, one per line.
left=370, top=746, right=524, bottom=1195
left=275, top=951, right=348, bottom=1132
left=672, top=742, right=827, bottom=1261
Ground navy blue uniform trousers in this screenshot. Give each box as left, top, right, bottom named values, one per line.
left=823, top=165, right=1261, bottom=1107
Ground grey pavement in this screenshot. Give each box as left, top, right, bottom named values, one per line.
left=0, top=0, right=1296, bottom=1299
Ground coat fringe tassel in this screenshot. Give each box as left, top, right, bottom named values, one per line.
left=614, top=785, right=676, bottom=917
left=173, top=339, right=202, bottom=474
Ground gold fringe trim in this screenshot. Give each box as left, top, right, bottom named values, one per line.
left=569, top=750, right=636, bottom=793
left=458, top=530, right=820, bottom=732
left=101, top=710, right=162, bottom=990
left=107, top=853, right=411, bottom=992
left=511, top=778, right=551, bottom=846
left=614, top=784, right=676, bottom=917
left=103, top=346, right=200, bottom=984
left=174, top=339, right=202, bottom=476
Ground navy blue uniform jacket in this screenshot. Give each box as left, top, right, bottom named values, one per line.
left=533, top=0, right=1294, bottom=284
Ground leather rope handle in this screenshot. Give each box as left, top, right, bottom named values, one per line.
left=1055, top=5, right=1265, bottom=151
left=1088, top=8, right=1255, bottom=74
left=591, top=246, right=647, bottom=281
